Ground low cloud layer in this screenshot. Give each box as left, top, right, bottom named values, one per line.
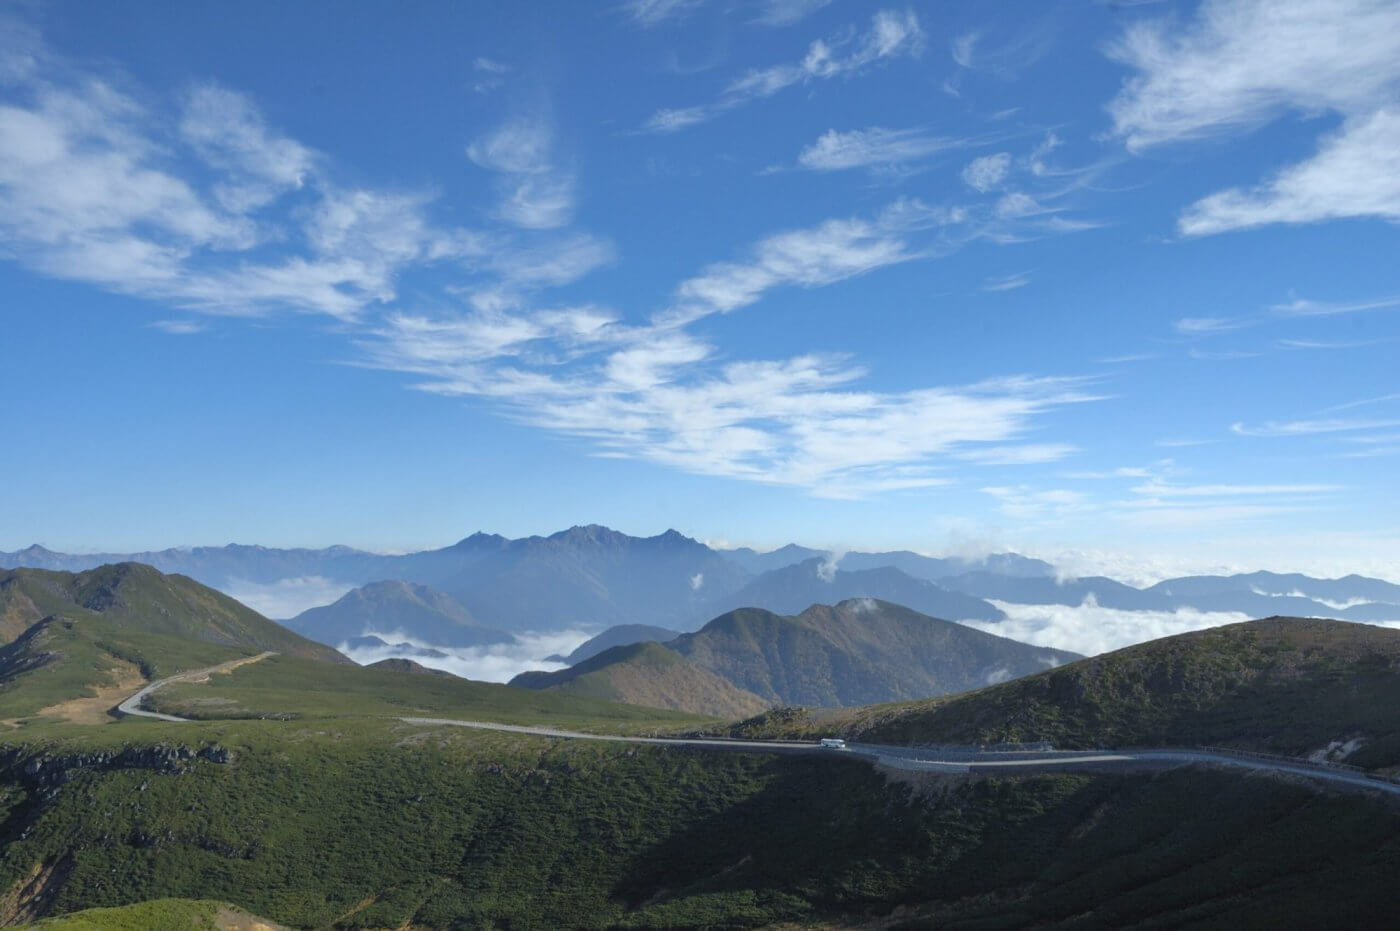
left=339, top=629, right=590, bottom=683
left=961, top=598, right=1255, bottom=657
left=219, top=576, right=356, bottom=619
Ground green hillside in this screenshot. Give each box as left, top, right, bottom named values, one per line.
left=518, top=599, right=1078, bottom=710
left=511, top=641, right=771, bottom=718
left=1, top=721, right=1399, bottom=928
left=731, top=617, right=1400, bottom=771
left=17, top=898, right=279, bottom=930
left=0, top=614, right=248, bottom=722
left=144, top=652, right=711, bottom=732
left=0, top=566, right=346, bottom=663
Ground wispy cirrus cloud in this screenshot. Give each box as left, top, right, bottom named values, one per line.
left=622, top=0, right=706, bottom=27
left=1231, top=417, right=1400, bottom=438
left=467, top=117, right=576, bottom=230
left=1173, top=316, right=1249, bottom=335
left=752, top=0, right=833, bottom=27
left=1106, top=0, right=1400, bottom=234
left=644, top=8, right=923, bottom=132
left=1271, top=293, right=1400, bottom=317
left=981, top=271, right=1030, bottom=292
left=795, top=126, right=968, bottom=173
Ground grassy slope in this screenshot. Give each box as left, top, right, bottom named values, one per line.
left=731, top=617, right=1400, bottom=770
left=0, top=565, right=345, bottom=663
left=0, top=721, right=1398, bottom=929
left=18, top=898, right=259, bottom=930
left=511, top=642, right=771, bottom=718
left=145, top=653, right=712, bottom=732
left=0, top=616, right=246, bottom=721
left=0, top=564, right=350, bottom=723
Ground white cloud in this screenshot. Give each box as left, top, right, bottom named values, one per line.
left=473, top=57, right=510, bottom=74
left=1173, top=316, right=1249, bottom=334
left=796, top=126, right=964, bottom=172
left=468, top=117, right=575, bottom=229
left=958, top=443, right=1075, bottom=465
left=1107, top=0, right=1400, bottom=150
left=961, top=152, right=1011, bottom=191
left=964, top=600, right=1255, bottom=657
left=1130, top=480, right=1337, bottom=498
left=179, top=83, right=316, bottom=213
left=981, top=271, right=1030, bottom=292
left=951, top=32, right=978, bottom=69
left=1271, top=294, right=1400, bottom=317
left=982, top=486, right=1090, bottom=520
left=644, top=9, right=923, bottom=131
left=218, top=576, right=357, bottom=619
left=147, top=318, right=206, bottom=335
left=666, top=213, right=922, bottom=323
left=1179, top=109, right=1400, bottom=234
left=1106, top=0, right=1400, bottom=234
left=752, top=0, right=833, bottom=26
left=341, top=629, right=591, bottom=683
left=0, top=62, right=473, bottom=321
left=1231, top=417, right=1400, bottom=438
left=623, top=0, right=706, bottom=27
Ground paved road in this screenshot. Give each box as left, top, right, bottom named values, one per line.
left=115, top=652, right=277, bottom=722
left=398, top=717, right=1400, bottom=796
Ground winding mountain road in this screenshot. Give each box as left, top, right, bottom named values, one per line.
left=113, top=671, right=1399, bottom=798
left=397, top=717, right=1400, bottom=797
left=114, top=652, right=277, bottom=722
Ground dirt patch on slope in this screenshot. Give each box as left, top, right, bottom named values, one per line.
left=29, top=658, right=147, bottom=726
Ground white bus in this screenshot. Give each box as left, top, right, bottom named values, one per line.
left=819, top=738, right=847, bottom=750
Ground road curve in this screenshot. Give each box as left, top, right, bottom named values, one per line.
left=115, top=652, right=278, bottom=722
left=398, top=717, right=1400, bottom=797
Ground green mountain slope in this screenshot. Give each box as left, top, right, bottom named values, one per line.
left=0, top=565, right=347, bottom=722
left=520, top=599, right=1077, bottom=711
left=0, top=565, right=346, bottom=662
left=511, top=642, right=771, bottom=718
left=143, top=652, right=711, bottom=731
left=733, top=617, right=1400, bottom=770
left=2, top=722, right=1399, bottom=929
left=0, top=616, right=247, bottom=721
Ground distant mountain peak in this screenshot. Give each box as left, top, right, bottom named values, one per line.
left=451, top=531, right=508, bottom=548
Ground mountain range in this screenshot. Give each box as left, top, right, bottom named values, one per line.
left=6, top=528, right=1400, bottom=646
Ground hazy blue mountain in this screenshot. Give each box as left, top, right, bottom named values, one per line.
left=705, top=558, right=1005, bottom=623
left=0, top=535, right=512, bottom=592
left=286, top=581, right=513, bottom=648
left=439, top=526, right=752, bottom=632
left=940, top=570, right=1400, bottom=622
left=8, top=533, right=1399, bottom=629
left=719, top=544, right=825, bottom=575
left=518, top=598, right=1079, bottom=709
left=837, top=550, right=1056, bottom=581
left=547, top=623, right=683, bottom=664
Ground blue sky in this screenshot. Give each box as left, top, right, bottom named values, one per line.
left=2, top=0, right=1398, bottom=579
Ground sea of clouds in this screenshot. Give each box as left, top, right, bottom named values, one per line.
left=337, top=629, right=592, bottom=683
left=220, top=576, right=358, bottom=619
left=960, top=598, right=1258, bottom=657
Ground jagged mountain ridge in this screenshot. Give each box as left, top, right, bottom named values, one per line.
left=6, top=530, right=1399, bottom=635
